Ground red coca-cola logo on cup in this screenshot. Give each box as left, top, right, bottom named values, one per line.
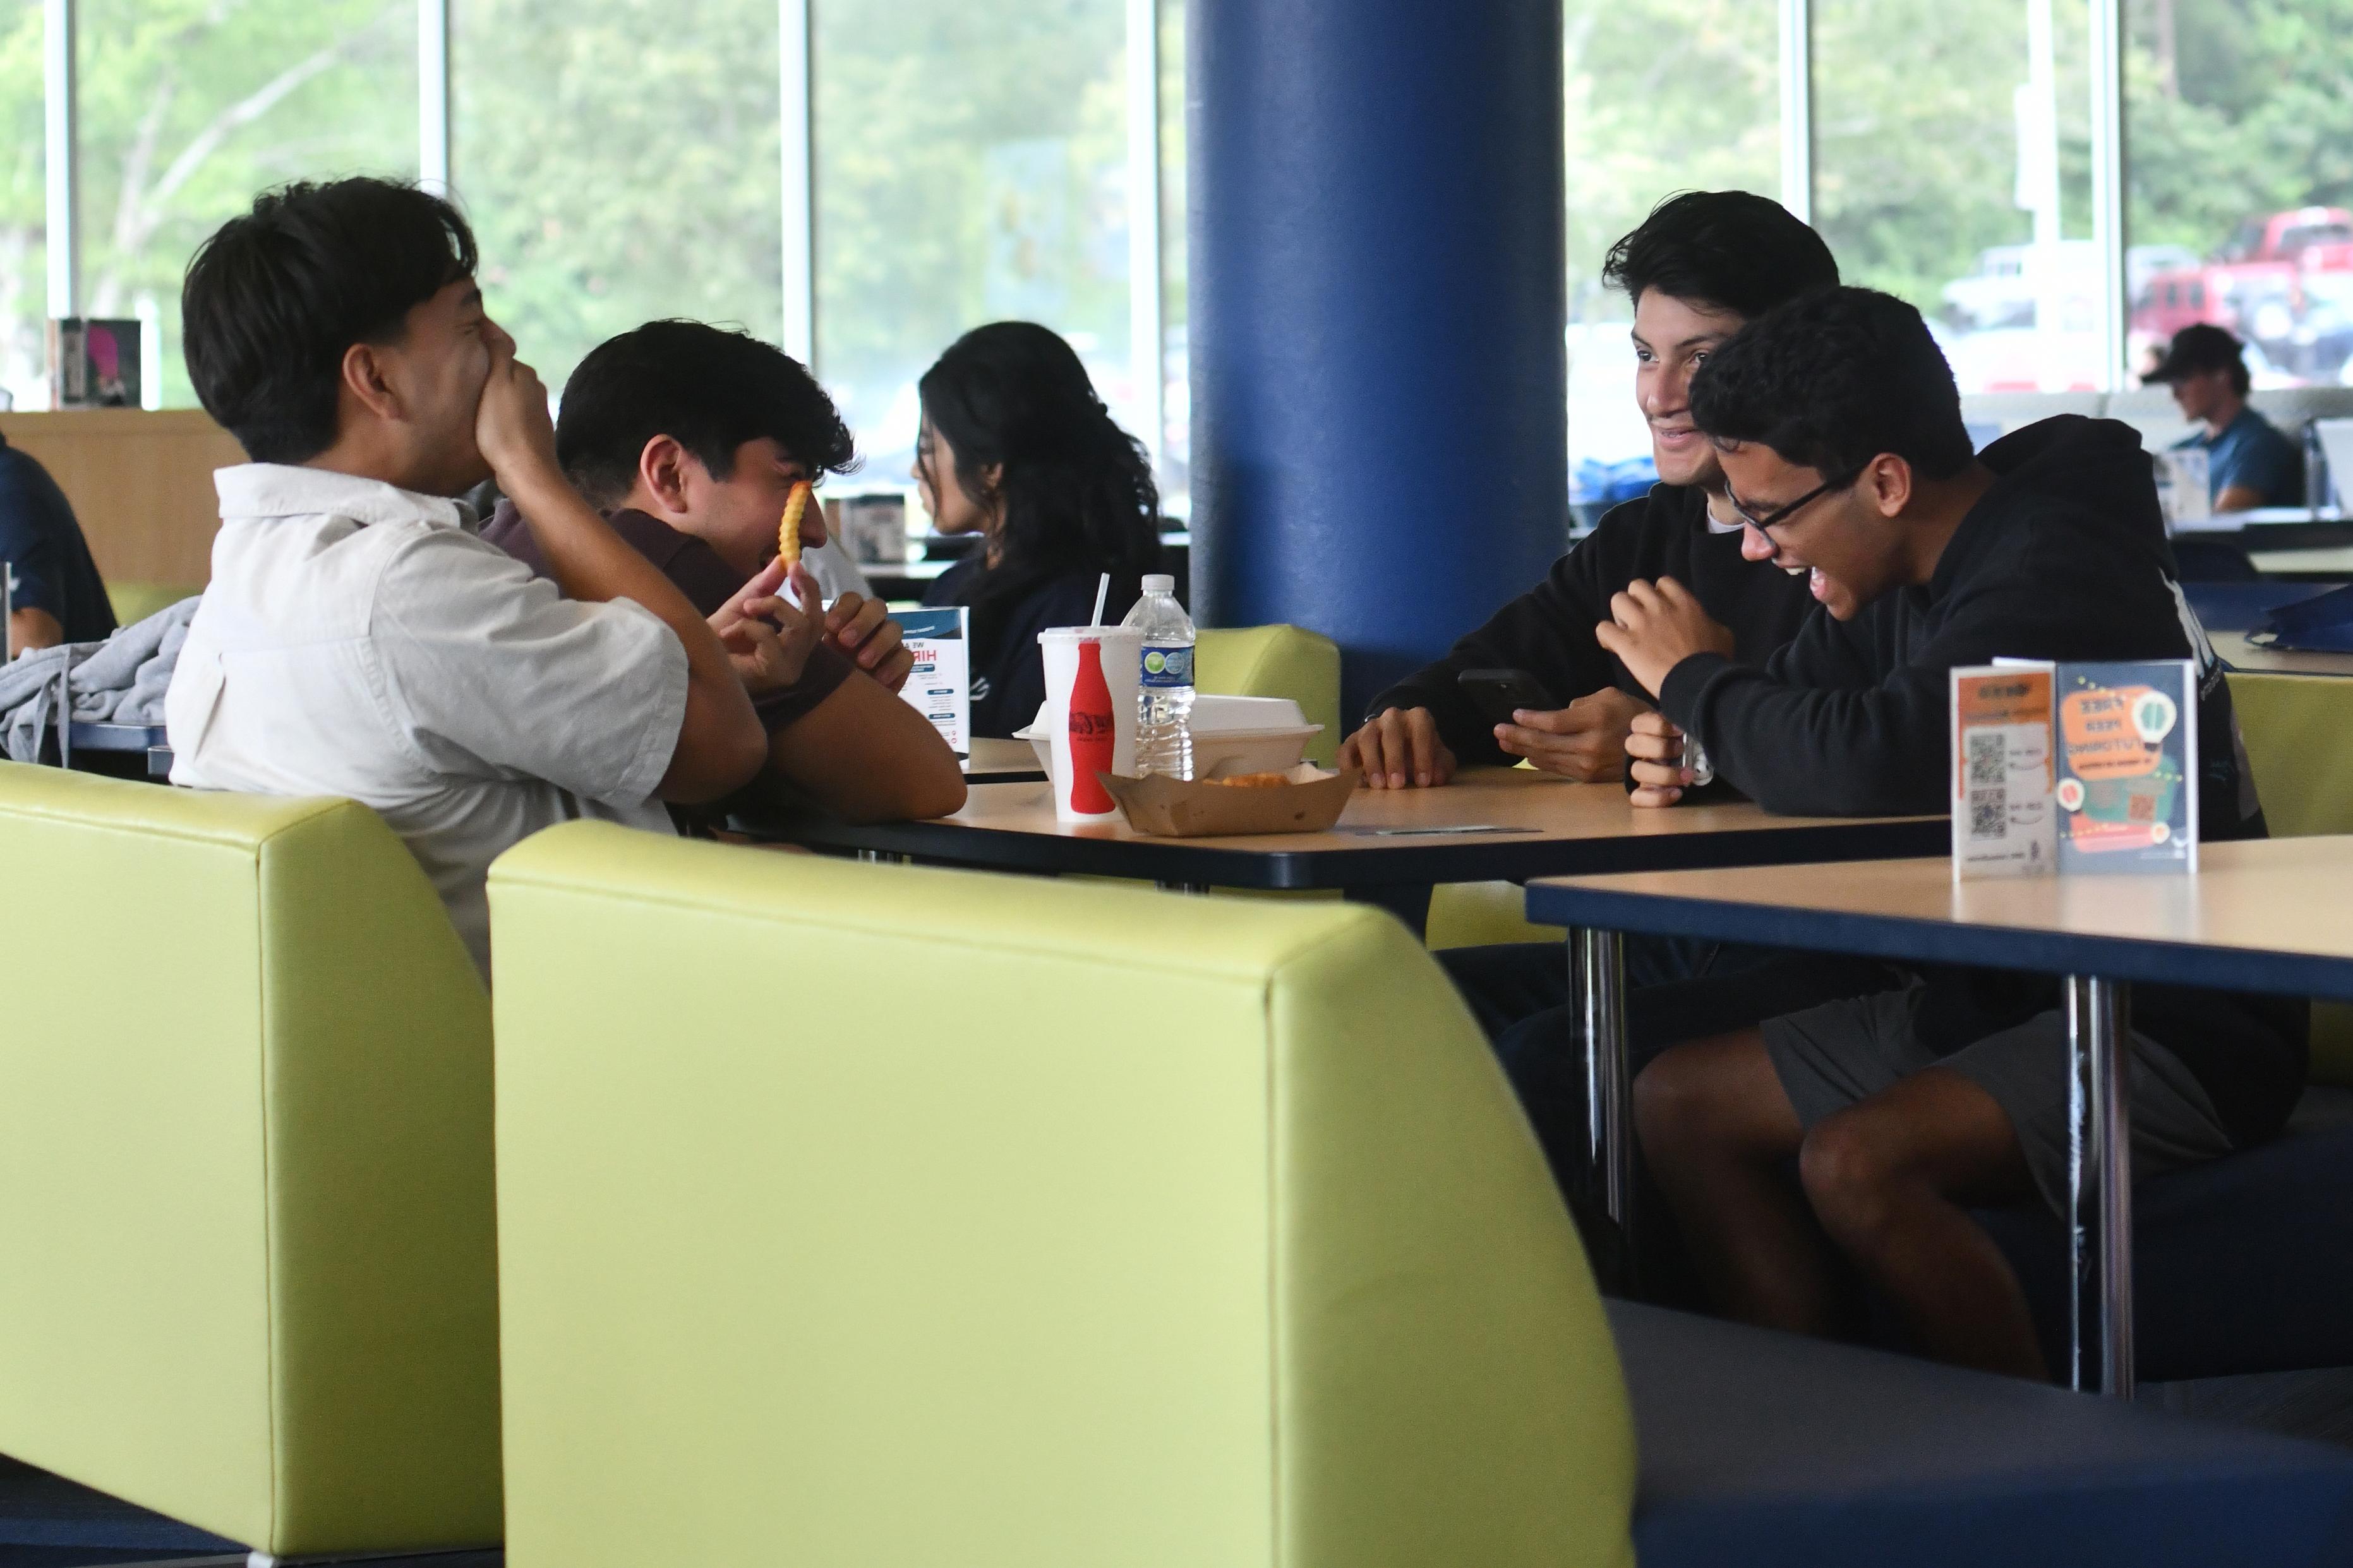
left=1067, top=638, right=1116, bottom=813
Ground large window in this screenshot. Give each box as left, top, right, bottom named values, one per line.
left=452, top=0, right=783, bottom=400
left=1562, top=0, right=1782, bottom=481
left=0, top=1, right=40, bottom=410
left=2125, top=0, right=2353, bottom=387
left=10, top=2, right=2337, bottom=466
left=1814, top=0, right=2101, bottom=393
left=78, top=0, right=418, bottom=408
left=811, top=0, right=1145, bottom=505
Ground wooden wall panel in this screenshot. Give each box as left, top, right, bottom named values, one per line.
left=0, top=409, right=246, bottom=589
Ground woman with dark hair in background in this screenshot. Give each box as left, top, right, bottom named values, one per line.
left=915, top=321, right=1162, bottom=738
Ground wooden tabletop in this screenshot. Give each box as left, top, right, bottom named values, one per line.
left=2215, top=631, right=2353, bottom=678
left=738, top=768, right=1947, bottom=890
left=1526, top=835, right=2353, bottom=1002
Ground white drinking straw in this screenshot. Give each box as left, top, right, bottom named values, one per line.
left=1090, top=572, right=1111, bottom=626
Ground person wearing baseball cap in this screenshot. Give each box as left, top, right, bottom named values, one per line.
left=2146, top=322, right=2304, bottom=512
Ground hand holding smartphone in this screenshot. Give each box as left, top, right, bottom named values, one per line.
left=1456, top=667, right=1560, bottom=727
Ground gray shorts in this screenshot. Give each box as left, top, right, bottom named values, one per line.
left=1759, top=984, right=2233, bottom=1217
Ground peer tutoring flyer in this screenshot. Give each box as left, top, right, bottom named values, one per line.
left=2054, top=660, right=2198, bottom=873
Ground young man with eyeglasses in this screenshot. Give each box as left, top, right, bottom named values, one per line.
left=1598, top=285, right=2300, bottom=1379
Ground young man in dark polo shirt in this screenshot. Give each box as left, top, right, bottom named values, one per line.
left=481, top=321, right=963, bottom=823
left=0, top=428, right=116, bottom=656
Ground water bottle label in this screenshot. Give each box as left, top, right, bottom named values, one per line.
left=1140, top=643, right=1193, bottom=688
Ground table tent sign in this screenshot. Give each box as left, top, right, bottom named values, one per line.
left=894, top=606, right=971, bottom=757
left=1952, top=659, right=2198, bottom=880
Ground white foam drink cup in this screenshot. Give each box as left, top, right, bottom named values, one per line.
left=1038, top=626, right=1141, bottom=822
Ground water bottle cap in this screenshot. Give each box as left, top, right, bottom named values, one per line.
left=1142, top=573, right=1175, bottom=594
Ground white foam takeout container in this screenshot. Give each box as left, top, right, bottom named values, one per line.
left=1018, top=693, right=1323, bottom=779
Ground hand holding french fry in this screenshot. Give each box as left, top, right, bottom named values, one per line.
left=711, top=555, right=822, bottom=696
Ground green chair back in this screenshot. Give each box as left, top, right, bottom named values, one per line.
left=1426, top=878, right=1568, bottom=949
left=104, top=581, right=203, bottom=628
left=489, top=824, right=1635, bottom=1568
left=0, top=763, right=502, bottom=1556
left=2228, top=672, right=2353, bottom=1084
left=1198, top=623, right=1342, bottom=765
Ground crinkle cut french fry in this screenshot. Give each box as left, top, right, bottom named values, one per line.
left=778, top=479, right=812, bottom=568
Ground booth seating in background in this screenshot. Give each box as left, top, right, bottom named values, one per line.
left=2234, top=671, right=2353, bottom=1084
left=0, top=763, right=503, bottom=1560
left=485, top=823, right=2353, bottom=1568
left=1958, top=390, right=2109, bottom=438
left=1965, top=386, right=2353, bottom=481
left=1977, top=671, right=2353, bottom=1383
left=1195, top=623, right=1340, bottom=766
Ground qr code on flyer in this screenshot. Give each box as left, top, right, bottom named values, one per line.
left=1968, top=787, right=2009, bottom=841
left=1967, top=729, right=2007, bottom=788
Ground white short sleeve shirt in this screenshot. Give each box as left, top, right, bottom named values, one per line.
left=167, top=464, right=688, bottom=978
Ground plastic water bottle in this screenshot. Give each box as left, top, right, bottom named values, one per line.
left=1121, top=573, right=1195, bottom=779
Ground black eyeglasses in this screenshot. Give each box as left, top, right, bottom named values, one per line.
left=1726, top=466, right=1864, bottom=534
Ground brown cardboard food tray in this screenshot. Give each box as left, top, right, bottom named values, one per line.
left=1097, top=765, right=1360, bottom=837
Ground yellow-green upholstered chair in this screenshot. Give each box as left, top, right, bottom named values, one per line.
left=2228, top=671, right=2353, bottom=1083
left=488, top=824, right=1635, bottom=1568
left=1426, top=878, right=1567, bottom=949
left=0, top=763, right=502, bottom=1557
left=104, top=581, right=203, bottom=628
left=1197, top=623, right=1341, bottom=765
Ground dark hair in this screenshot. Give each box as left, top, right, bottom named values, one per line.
left=917, top=321, right=1160, bottom=604
left=183, top=177, right=479, bottom=464
left=1601, top=191, right=1839, bottom=319
left=1689, top=286, right=1975, bottom=482
left=556, top=321, right=857, bottom=508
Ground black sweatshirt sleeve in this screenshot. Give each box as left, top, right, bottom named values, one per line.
left=1361, top=502, right=1647, bottom=764
left=1656, top=559, right=2134, bottom=818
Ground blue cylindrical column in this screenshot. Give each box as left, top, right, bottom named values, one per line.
left=1188, top=0, right=1566, bottom=723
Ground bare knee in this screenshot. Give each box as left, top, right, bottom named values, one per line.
left=1798, top=1110, right=1909, bottom=1247
left=1634, top=1034, right=1790, bottom=1166
left=1634, top=1045, right=1713, bottom=1159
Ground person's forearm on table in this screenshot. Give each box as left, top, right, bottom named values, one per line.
left=1657, top=654, right=1943, bottom=817
left=767, top=674, right=968, bottom=822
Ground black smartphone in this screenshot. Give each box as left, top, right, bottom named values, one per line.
left=1457, top=667, right=1560, bottom=727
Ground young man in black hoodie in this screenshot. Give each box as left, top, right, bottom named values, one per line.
left=1599, top=286, right=2304, bottom=1379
